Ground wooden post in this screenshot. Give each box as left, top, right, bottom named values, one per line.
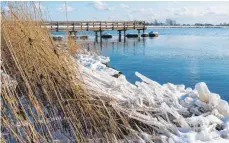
left=95, top=31, right=98, bottom=42
left=72, top=22, right=75, bottom=32
left=143, top=21, right=146, bottom=31
left=86, top=22, right=89, bottom=31
left=95, top=31, right=98, bottom=37
left=124, top=22, right=127, bottom=42
left=124, top=30, right=126, bottom=43
left=100, top=30, right=102, bottom=43
left=118, top=30, right=121, bottom=42
left=112, top=22, right=114, bottom=30
left=138, top=29, right=140, bottom=38
left=56, top=22, right=59, bottom=32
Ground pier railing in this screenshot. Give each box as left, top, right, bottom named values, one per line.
left=43, top=21, right=146, bottom=32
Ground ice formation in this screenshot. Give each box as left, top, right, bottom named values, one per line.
left=76, top=51, right=229, bottom=143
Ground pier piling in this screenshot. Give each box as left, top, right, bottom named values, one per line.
left=99, top=30, right=102, bottom=43
left=138, top=30, right=140, bottom=38
left=118, top=30, right=122, bottom=42
left=124, top=30, right=126, bottom=42
left=95, top=31, right=98, bottom=42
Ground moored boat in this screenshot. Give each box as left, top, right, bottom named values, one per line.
left=126, top=33, right=138, bottom=38
left=101, top=33, right=112, bottom=38
left=149, top=31, right=159, bottom=37
left=141, top=33, right=149, bottom=37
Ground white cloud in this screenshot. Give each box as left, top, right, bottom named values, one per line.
left=107, top=7, right=115, bottom=11
left=89, top=1, right=115, bottom=11
left=120, top=3, right=129, bottom=9
left=93, top=1, right=107, bottom=10
left=166, top=5, right=229, bottom=19
left=57, top=4, right=74, bottom=12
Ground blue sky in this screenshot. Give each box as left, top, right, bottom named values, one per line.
left=3, top=1, right=229, bottom=24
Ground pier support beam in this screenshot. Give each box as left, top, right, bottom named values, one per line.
left=99, top=30, right=102, bottom=43
left=118, top=30, right=122, bottom=42
left=138, top=30, right=141, bottom=38
left=95, top=31, right=98, bottom=42
left=124, top=30, right=126, bottom=43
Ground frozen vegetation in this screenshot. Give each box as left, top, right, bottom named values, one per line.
left=76, top=51, right=229, bottom=143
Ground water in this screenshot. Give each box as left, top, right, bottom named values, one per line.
left=53, top=28, right=229, bottom=101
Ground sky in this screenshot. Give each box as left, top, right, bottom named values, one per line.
left=2, top=1, right=229, bottom=24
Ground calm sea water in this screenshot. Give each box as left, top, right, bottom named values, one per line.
left=53, top=28, right=229, bottom=101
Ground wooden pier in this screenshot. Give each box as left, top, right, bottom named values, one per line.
left=44, top=21, right=147, bottom=41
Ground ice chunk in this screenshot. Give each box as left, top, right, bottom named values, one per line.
left=176, top=84, right=185, bottom=92
left=209, top=93, right=221, bottom=108
left=216, top=100, right=229, bottom=116
left=135, top=72, right=161, bottom=88
left=195, top=82, right=211, bottom=103
left=185, top=87, right=192, bottom=93
left=186, top=116, right=208, bottom=132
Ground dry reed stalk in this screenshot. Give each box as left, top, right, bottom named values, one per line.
left=1, top=2, right=128, bottom=142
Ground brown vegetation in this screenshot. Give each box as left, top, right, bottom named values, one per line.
left=1, top=2, right=128, bottom=142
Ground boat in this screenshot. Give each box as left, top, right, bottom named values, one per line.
left=149, top=31, right=159, bottom=37
left=101, top=33, right=112, bottom=38
left=141, top=33, right=149, bottom=37
left=126, top=33, right=138, bottom=38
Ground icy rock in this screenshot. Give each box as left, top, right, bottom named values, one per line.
left=185, top=87, right=193, bottom=93
left=196, top=129, right=212, bottom=141
left=195, top=100, right=211, bottom=112
left=176, top=84, right=185, bottom=92
left=186, top=116, right=208, bottom=132
left=211, top=109, right=224, bottom=120
left=220, top=129, right=229, bottom=139
left=209, top=93, right=221, bottom=108
left=206, top=115, right=223, bottom=125
left=216, top=100, right=229, bottom=116
left=195, top=82, right=211, bottom=103
left=188, top=90, right=199, bottom=98
left=164, top=83, right=176, bottom=92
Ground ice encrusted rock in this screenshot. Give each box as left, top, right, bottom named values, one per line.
left=195, top=82, right=211, bottom=103
left=209, top=93, right=221, bottom=108
left=216, top=100, right=229, bottom=116
left=76, top=53, right=229, bottom=143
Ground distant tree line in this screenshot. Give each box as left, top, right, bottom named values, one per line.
left=145, top=19, right=229, bottom=26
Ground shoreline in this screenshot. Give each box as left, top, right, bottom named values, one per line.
left=76, top=51, right=229, bottom=143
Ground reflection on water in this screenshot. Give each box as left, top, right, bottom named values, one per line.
left=82, top=36, right=152, bottom=56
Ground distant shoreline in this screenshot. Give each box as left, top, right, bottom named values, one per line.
left=146, top=26, right=229, bottom=28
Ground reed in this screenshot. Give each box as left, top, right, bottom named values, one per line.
left=1, top=2, right=127, bottom=142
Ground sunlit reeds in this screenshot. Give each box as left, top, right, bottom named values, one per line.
left=1, top=2, right=126, bottom=142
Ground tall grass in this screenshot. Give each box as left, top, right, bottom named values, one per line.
left=1, top=2, right=128, bottom=142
